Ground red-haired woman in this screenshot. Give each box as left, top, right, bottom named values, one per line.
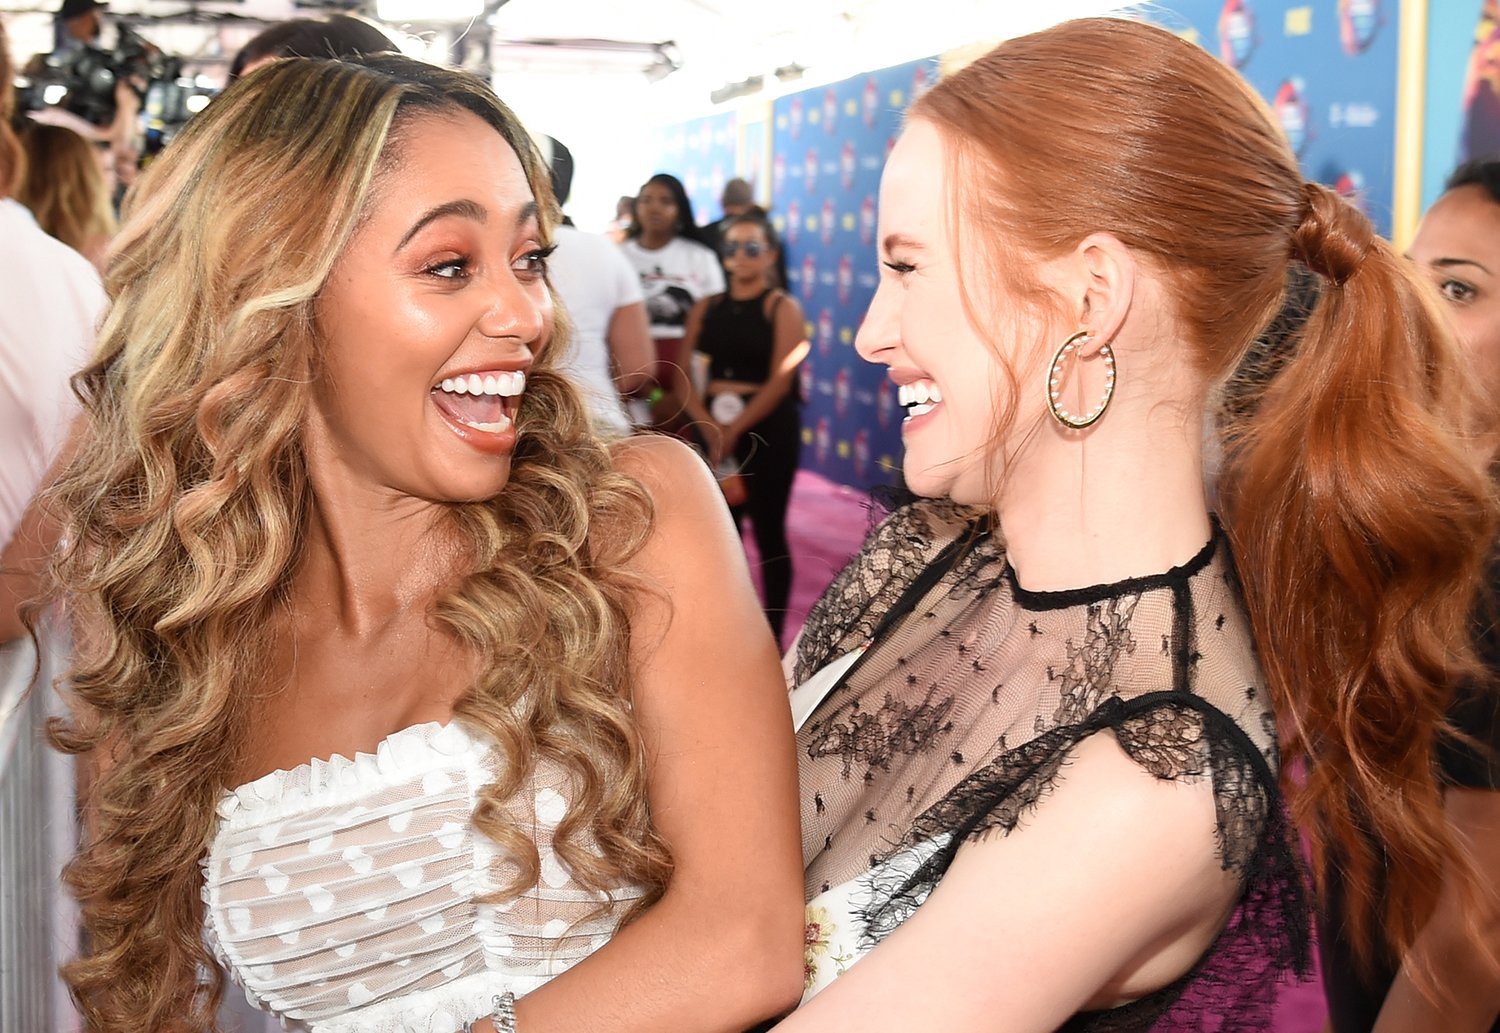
left=774, top=17, right=1495, bottom=1031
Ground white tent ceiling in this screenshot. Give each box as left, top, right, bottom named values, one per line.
left=2, top=0, right=1130, bottom=224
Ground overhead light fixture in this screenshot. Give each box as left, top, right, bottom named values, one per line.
left=774, top=63, right=806, bottom=82
left=375, top=0, right=483, bottom=24
left=489, top=37, right=681, bottom=81
left=710, top=75, right=763, bottom=105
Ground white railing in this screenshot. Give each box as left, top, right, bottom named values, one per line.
left=0, top=630, right=79, bottom=1033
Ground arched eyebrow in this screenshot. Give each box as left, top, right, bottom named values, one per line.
left=1432, top=256, right=1492, bottom=276
left=881, top=232, right=927, bottom=256
left=395, top=199, right=540, bottom=253
left=396, top=199, right=488, bottom=252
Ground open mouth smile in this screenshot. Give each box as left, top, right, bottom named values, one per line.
left=431, top=370, right=526, bottom=437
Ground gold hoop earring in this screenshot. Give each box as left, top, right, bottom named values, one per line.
left=1046, top=330, right=1116, bottom=429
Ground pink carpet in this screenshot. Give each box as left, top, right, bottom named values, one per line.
left=741, top=468, right=1329, bottom=1032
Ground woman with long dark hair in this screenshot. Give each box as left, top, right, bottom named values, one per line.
left=674, top=212, right=807, bottom=643
left=619, top=173, right=723, bottom=425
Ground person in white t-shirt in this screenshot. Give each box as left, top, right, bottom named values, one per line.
left=539, top=136, right=652, bottom=437
left=0, top=15, right=105, bottom=643
left=619, top=173, right=724, bottom=426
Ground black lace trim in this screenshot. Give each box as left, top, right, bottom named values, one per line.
left=792, top=500, right=991, bottom=685
left=850, top=694, right=1310, bottom=1032
left=1004, top=520, right=1223, bottom=613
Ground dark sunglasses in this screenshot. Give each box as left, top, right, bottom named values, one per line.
left=721, top=240, right=766, bottom=258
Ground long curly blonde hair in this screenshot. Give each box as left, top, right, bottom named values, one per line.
left=48, top=55, right=670, bottom=1032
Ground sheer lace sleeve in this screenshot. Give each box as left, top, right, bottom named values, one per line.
left=794, top=507, right=1311, bottom=1030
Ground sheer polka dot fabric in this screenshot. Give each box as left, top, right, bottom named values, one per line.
left=202, top=721, right=643, bottom=1033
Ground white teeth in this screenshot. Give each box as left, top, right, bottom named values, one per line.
left=907, top=402, right=936, bottom=418
left=465, top=416, right=512, bottom=434
left=897, top=380, right=941, bottom=410
left=435, top=371, right=528, bottom=397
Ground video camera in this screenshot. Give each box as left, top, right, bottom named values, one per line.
left=19, top=26, right=181, bottom=128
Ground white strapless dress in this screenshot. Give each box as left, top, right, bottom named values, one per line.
left=201, top=720, right=645, bottom=1033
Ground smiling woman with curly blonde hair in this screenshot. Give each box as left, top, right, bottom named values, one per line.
left=46, top=54, right=802, bottom=1033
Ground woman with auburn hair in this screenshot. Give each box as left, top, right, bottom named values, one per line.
left=775, top=16, right=1494, bottom=1031
left=16, top=120, right=117, bottom=270
left=45, top=55, right=803, bottom=1033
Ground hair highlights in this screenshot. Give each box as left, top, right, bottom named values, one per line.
left=915, top=16, right=1495, bottom=976
left=49, top=55, right=668, bottom=1031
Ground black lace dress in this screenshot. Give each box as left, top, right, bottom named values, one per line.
left=791, top=500, right=1310, bottom=1030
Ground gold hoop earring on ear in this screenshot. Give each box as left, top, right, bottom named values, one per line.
left=1046, top=330, right=1116, bottom=430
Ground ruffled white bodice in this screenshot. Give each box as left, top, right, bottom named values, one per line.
left=202, top=721, right=644, bottom=1033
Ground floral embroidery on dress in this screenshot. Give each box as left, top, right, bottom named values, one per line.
left=802, top=905, right=853, bottom=989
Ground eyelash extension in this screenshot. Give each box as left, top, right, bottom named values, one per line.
left=883, top=260, right=916, bottom=275
left=519, top=243, right=559, bottom=275
left=426, top=256, right=472, bottom=279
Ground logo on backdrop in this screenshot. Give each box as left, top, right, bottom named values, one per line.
left=912, top=64, right=931, bottom=101
left=876, top=378, right=895, bottom=428
left=837, top=255, right=854, bottom=304
left=815, top=417, right=831, bottom=464
left=817, top=308, right=834, bottom=356
left=835, top=368, right=851, bottom=417
left=821, top=199, right=836, bottom=244
left=785, top=199, right=800, bottom=245
left=1273, top=78, right=1311, bottom=156
left=1339, top=0, right=1381, bottom=56
left=853, top=428, right=870, bottom=478
left=824, top=88, right=838, bottom=134
left=805, top=148, right=819, bottom=193
left=841, top=142, right=856, bottom=190
left=773, top=152, right=786, bottom=195
left=1333, top=170, right=1368, bottom=212
left=863, top=77, right=879, bottom=127
left=860, top=195, right=876, bottom=245
left=799, top=360, right=815, bottom=404
left=790, top=96, right=804, bottom=139
left=802, top=254, right=817, bottom=300
left=1218, top=0, right=1257, bottom=69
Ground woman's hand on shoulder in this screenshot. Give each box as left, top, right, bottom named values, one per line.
left=777, top=731, right=1242, bottom=1032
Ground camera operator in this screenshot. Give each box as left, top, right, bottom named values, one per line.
left=34, top=0, right=159, bottom=194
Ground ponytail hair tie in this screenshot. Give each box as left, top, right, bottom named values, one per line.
left=1290, top=181, right=1374, bottom=287
left=1290, top=181, right=1374, bottom=286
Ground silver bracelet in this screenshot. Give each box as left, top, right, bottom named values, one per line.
left=459, top=991, right=516, bottom=1033
left=491, top=991, right=518, bottom=1033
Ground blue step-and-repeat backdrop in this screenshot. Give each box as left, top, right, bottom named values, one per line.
left=772, top=59, right=941, bottom=493
left=645, top=3, right=1405, bottom=492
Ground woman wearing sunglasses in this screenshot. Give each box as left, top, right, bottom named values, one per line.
left=674, top=212, right=809, bottom=644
